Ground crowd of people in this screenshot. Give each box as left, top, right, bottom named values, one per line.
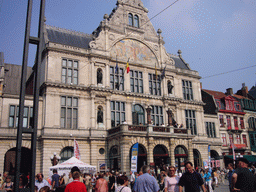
left=0, top=158, right=256, bottom=192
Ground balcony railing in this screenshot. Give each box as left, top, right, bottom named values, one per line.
left=108, top=124, right=190, bottom=135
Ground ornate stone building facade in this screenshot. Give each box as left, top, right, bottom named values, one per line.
left=0, top=0, right=223, bottom=176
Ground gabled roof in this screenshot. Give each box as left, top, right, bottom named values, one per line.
left=233, top=94, right=247, bottom=100
left=249, top=86, right=256, bottom=99
left=203, top=89, right=226, bottom=99
left=46, top=25, right=93, bottom=49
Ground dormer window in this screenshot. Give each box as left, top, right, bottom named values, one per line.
left=128, top=13, right=139, bottom=28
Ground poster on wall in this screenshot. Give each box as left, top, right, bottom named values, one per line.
left=98, top=161, right=106, bottom=172
left=131, top=143, right=138, bottom=173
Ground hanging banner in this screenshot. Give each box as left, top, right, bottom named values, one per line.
left=74, top=139, right=81, bottom=160
left=131, top=143, right=139, bottom=173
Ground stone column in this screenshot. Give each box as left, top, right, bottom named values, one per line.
left=91, top=94, right=96, bottom=128
left=120, top=137, right=130, bottom=173
left=106, top=97, right=111, bottom=129
left=187, top=140, right=193, bottom=163
left=147, top=137, right=154, bottom=165
left=167, top=108, right=173, bottom=126
left=169, top=138, right=175, bottom=166
left=146, top=106, right=152, bottom=125
left=105, top=64, right=110, bottom=88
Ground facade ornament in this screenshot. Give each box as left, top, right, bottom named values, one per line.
left=146, top=106, right=152, bottom=124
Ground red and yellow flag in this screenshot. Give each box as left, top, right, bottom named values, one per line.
left=126, top=58, right=130, bottom=73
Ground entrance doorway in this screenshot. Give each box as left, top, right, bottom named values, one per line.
left=4, top=147, right=32, bottom=176
left=175, top=146, right=188, bottom=171
left=193, top=149, right=202, bottom=169
left=109, top=146, right=120, bottom=171
left=153, top=145, right=169, bottom=169
left=130, top=144, right=147, bottom=172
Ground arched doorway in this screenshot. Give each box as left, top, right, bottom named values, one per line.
left=153, top=145, right=169, bottom=169
left=175, top=146, right=188, bottom=171
left=109, top=145, right=120, bottom=171
left=4, top=147, right=32, bottom=175
left=130, top=144, right=147, bottom=172
left=210, top=150, right=220, bottom=168
left=193, top=149, right=202, bottom=169
left=132, top=104, right=145, bottom=125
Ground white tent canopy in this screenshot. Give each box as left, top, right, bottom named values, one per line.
left=49, top=157, right=96, bottom=177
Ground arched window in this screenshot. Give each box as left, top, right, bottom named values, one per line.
left=134, top=15, right=139, bottom=28
left=132, top=104, right=145, bottom=125
left=97, top=106, right=103, bottom=123
left=60, top=147, right=74, bottom=163
left=248, top=117, right=256, bottom=130
left=97, top=68, right=103, bottom=84
left=128, top=13, right=133, bottom=26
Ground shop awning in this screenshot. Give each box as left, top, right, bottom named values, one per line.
left=234, top=144, right=246, bottom=149
left=225, top=155, right=256, bottom=163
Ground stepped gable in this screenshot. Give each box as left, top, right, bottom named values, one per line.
left=45, top=25, right=93, bottom=49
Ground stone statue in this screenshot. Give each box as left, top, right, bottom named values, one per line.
left=97, top=69, right=103, bottom=84
left=97, top=108, right=103, bottom=123
left=168, top=81, right=174, bottom=94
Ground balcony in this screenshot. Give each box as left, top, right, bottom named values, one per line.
left=108, top=124, right=190, bottom=136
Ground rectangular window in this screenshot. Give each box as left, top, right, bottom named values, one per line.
left=221, top=133, right=227, bottom=146
left=151, top=106, right=163, bottom=126
left=182, top=80, right=193, bottom=100
left=185, top=110, right=197, bottom=135
left=149, top=73, right=161, bottom=96
left=8, top=105, right=33, bottom=128
left=242, top=135, right=247, bottom=146
left=61, top=96, right=78, bottom=129
left=110, top=66, right=124, bottom=91
left=250, top=134, right=256, bottom=148
left=240, top=117, right=245, bottom=129
left=236, top=134, right=241, bottom=144
left=130, top=70, right=143, bottom=93
left=229, top=134, right=233, bottom=146
left=234, top=116, right=238, bottom=130
left=219, top=115, right=224, bottom=127
left=227, top=115, right=231, bottom=129
left=62, top=59, right=78, bottom=85
left=205, top=122, right=216, bottom=138
left=111, top=101, right=125, bottom=127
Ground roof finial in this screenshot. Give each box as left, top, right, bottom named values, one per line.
left=178, top=50, right=182, bottom=56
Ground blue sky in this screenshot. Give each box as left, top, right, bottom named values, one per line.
left=0, top=0, right=255, bottom=93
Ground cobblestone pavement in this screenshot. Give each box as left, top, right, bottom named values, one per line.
left=212, top=181, right=230, bottom=192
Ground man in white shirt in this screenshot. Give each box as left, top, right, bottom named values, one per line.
left=129, top=171, right=135, bottom=190
left=35, top=173, right=50, bottom=191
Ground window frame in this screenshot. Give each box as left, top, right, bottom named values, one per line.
left=185, top=110, right=197, bottom=135
left=182, top=80, right=193, bottom=100
left=60, top=96, right=78, bottom=129
left=61, top=59, right=79, bottom=85
left=205, top=122, right=216, bottom=138
left=221, top=133, right=227, bottom=146
left=130, top=70, right=143, bottom=93
left=110, top=66, right=124, bottom=91
left=111, top=101, right=126, bottom=127
left=9, top=105, right=33, bottom=128
left=149, top=73, right=161, bottom=96
left=151, top=106, right=164, bottom=126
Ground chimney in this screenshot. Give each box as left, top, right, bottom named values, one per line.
left=226, top=88, right=233, bottom=95
left=241, top=84, right=248, bottom=97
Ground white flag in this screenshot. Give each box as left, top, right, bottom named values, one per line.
left=74, top=139, right=81, bottom=160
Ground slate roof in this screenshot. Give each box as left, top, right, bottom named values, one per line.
left=203, top=89, right=226, bottom=99
left=46, top=25, right=93, bottom=49
left=169, top=54, right=190, bottom=70
left=249, top=86, right=256, bottom=99
left=3, top=64, right=33, bottom=95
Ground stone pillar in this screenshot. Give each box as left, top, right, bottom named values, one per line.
left=120, top=137, right=130, bottom=173
left=147, top=137, right=154, bottom=165
left=91, top=94, right=96, bottom=128
left=169, top=138, right=175, bottom=166
left=105, top=64, right=110, bottom=88
left=106, top=97, right=111, bottom=129
left=187, top=140, right=193, bottom=163
left=167, top=108, right=173, bottom=126
left=146, top=106, right=152, bottom=125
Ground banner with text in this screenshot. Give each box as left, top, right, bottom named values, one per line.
left=131, top=143, right=139, bottom=173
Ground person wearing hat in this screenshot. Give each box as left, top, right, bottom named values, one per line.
left=231, top=157, right=255, bottom=192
